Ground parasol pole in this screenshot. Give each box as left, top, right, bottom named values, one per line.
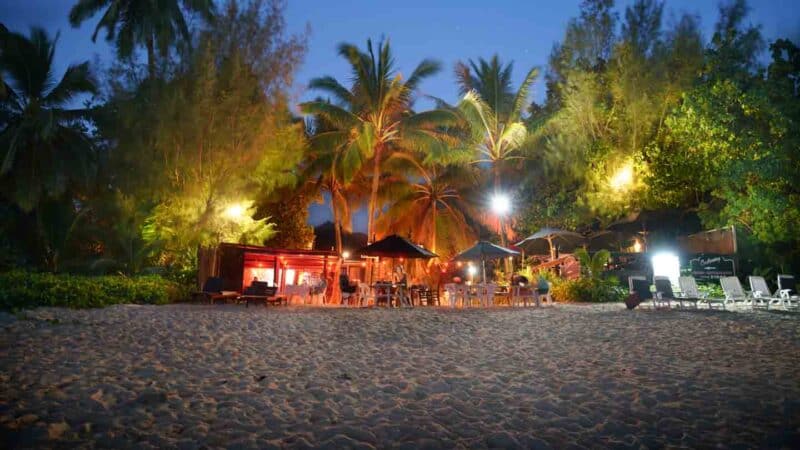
left=482, top=258, right=487, bottom=284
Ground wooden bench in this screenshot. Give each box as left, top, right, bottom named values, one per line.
left=242, top=283, right=287, bottom=307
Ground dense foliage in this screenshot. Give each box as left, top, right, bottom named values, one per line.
left=1, top=0, right=798, bottom=307
left=0, top=271, right=188, bottom=310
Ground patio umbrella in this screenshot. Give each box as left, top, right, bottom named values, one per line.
left=452, top=241, right=519, bottom=282
left=359, top=234, right=437, bottom=259
left=359, top=234, right=437, bottom=283
left=515, top=228, right=583, bottom=260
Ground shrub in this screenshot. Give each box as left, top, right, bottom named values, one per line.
left=0, top=271, right=191, bottom=311
left=550, top=277, right=626, bottom=303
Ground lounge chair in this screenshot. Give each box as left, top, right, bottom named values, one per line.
left=720, top=276, right=771, bottom=310
left=777, top=274, right=799, bottom=306
left=749, top=276, right=795, bottom=310
left=678, top=276, right=726, bottom=310
left=654, top=276, right=696, bottom=309
left=628, top=276, right=657, bottom=309
left=242, top=282, right=287, bottom=307
left=193, top=277, right=240, bottom=304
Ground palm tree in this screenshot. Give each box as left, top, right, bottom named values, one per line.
left=456, top=55, right=539, bottom=190
left=303, top=113, right=367, bottom=255
left=0, top=27, right=97, bottom=212
left=300, top=38, right=457, bottom=243
left=378, top=152, right=477, bottom=259
left=68, top=0, right=215, bottom=78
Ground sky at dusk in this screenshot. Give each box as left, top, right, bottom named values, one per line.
left=2, top=0, right=798, bottom=231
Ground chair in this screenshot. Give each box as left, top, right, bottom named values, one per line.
left=242, top=282, right=287, bottom=307
left=444, top=284, right=458, bottom=307
left=480, top=284, right=497, bottom=307
left=282, top=284, right=310, bottom=305
left=654, top=276, right=693, bottom=309
left=678, top=276, right=725, bottom=310
left=537, top=280, right=553, bottom=305
left=417, top=287, right=439, bottom=306
left=628, top=276, right=656, bottom=309
left=749, top=276, right=792, bottom=310
left=777, top=275, right=799, bottom=307
left=354, top=283, right=371, bottom=306
left=463, top=284, right=480, bottom=307
left=511, top=285, right=538, bottom=307
left=193, top=277, right=240, bottom=304
left=720, top=276, right=768, bottom=310
left=309, top=280, right=327, bottom=305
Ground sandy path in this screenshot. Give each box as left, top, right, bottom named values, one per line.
left=1, top=304, right=799, bottom=448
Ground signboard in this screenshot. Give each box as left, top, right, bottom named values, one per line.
left=689, top=254, right=736, bottom=280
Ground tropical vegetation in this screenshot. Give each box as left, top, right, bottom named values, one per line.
left=1, top=0, right=798, bottom=307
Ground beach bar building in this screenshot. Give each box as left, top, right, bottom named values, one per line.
left=199, top=243, right=343, bottom=303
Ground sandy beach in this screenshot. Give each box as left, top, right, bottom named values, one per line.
left=2, top=303, right=799, bottom=448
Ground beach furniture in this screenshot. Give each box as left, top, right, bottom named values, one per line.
left=511, top=285, right=538, bottom=307
left=678, top=276, right=725, bottom=310
left=444, top=284, right=459, bottom=307
left=777, top=275, right=799, bottom=307
left=537, top=280, right=553, bottom=305
left=242, top=282, right=287, bottom=307
left=281, top=284, right=310, bottom=305
left=357, top=283, right=374, bottom=306
left=720, top=276, right=769, bottom=310
left=654, top=276, right=690, bottom=309
left=749, top=276, right=794, bottom=310
left=628, top=276, right=657, bottom=309
left=193, top=277, right=240, bottom=304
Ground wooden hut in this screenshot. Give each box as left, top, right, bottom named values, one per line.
left=201, top=243, right=342, bottom=304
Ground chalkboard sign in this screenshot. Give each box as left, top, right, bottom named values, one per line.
left=689, top=254, right=736, bottom=279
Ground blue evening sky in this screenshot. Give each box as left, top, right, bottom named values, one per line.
left=2, top=0, right=798, bottom=230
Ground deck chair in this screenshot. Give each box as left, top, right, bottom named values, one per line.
left=720, top=277, right=768, bottom=310
left=193, top=277, right=240, bottom=304
left=749, top=276, right=794, bottom=310
left=678, top=276, right=725, bottom=310
left=628, top=276, right=657, bottom=309
left=777, top=275, right=799, bottom=307
left=654, top=276, right=696, bottom=309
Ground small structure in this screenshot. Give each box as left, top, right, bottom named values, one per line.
left=200, top=243, right=342, bottom=304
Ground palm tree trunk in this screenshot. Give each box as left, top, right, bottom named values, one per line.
left=146, top=34, right=156, bottom=79
left=331, top=189, right=343, bottom=255
left=367, top=144, right=382, bottom=242
left=430, top=201, right=437, bottom=255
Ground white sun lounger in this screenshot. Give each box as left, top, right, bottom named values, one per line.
left=678, top=276, right=726, bottom=310
left=777, top=275, right=799, bottom=308
left=720, top=276, right=773, bottom=310
left=749, top=276, right=796, bottom=310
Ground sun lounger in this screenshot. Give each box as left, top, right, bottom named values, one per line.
left=654, top=276, right=696, bottom=309
left=193, top=277, right=240, bottom=304
left=777, top=274, right=799, bottom=307
left=749, top=276, right=795, bottom=310
left=678, top=276, right=726, bottom=310
left=720, top=276, right=771, bottom=310
left=629, top=276, right=658, bottom=309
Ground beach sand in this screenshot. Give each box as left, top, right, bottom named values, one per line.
left=2, top=303, right=799, bottom=448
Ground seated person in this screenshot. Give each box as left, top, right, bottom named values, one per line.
left=339, top=272, right=357, bottom=294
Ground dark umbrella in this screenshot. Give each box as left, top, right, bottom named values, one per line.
left=515, top=228, right=583, bottom=260
left=583, top=230, right=636, bottom=252
left=359, top=234, right=437, bottom=295
left=452, top=241, right=519, bottom=282
left=359, top=234, right=437, bottom=259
